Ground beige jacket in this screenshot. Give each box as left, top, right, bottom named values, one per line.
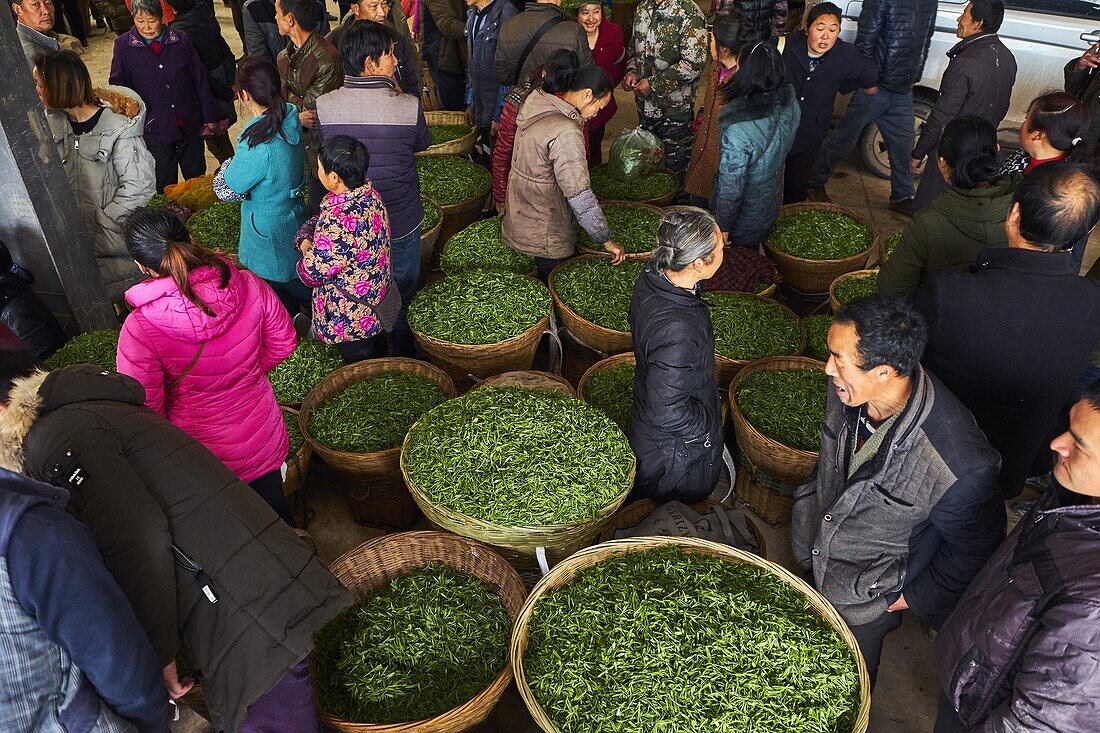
left=502, top=89, right=593, bottom=260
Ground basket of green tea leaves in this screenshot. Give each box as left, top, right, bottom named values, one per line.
left=549, top=256, right=644, bottom=355
left=576, top=201, right=662, bottom=260
left=440, top=218, right=536, bottom=276
left=704, top=292, right=806, bottom=388
left=802, top=314, right=834, bottom=363
left=417, top=111, right=478, bottom=157
left=764, top=203, right=878, bottom=294
left=418, top=196, right=442, bottom=285
left=314, top=530, right=527, bottom=733
left=44, top=329, right=120, bottom=371
left=512, top=537, right=870, bottom=733
left=829, top=269, right=879, bottom=313
left=728, top=356, right=828, bottom=487
left=589, top=165, right=678, bottom=207
left=577, top=351, right=636, bottom=432
left=408, top=270, right=551, bottom=384
left=269, top=339, right=344, bottom=407
left=188, top=201, right=241, bottom=265
left=416, top=156, right=491, bottom=246
left=400, top=386, right=635, bottom=578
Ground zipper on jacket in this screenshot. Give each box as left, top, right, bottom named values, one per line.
left=171, top=544, right=219, bottom=603
left=686, top=433, right=712, bottom=448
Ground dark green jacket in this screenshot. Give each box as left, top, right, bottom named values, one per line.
left=878, top=174, right=1018, bottom=299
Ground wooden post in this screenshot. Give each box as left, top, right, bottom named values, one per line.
left=0, top=13, right=117, bottom=333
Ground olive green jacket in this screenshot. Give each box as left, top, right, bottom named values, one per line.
left=878, top=174, right=1018, bottom=299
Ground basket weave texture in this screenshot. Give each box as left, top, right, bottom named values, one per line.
left=411, top=314, right=550, bottom=384
left=416, top=111, right=478, bottom=157
left=828, top=269, right=879, bottom=314
left=510, top=536, right=871, bottom=733
left=763, top=203, right=879, bottom=294
left=319, top=531, right=528, bottom=733
left=548, top=255, right=632, bottom=355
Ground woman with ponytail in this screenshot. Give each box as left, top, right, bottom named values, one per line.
left=215, top=55, right=310, bottom=315
left=116, top=207, right=299, bottom=526
left=502, top=62, right=625, bottom=279
left=629, top=207, right=725, bottom=503
left=879, top=116, right=1015, bottom=299
left=1003, top=91, right=1093, bottom=175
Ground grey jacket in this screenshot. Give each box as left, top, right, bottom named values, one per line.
left=16, top=23, right=80, bottom=70
left=494, top=2, right=591, bottom=86
left=792, top=367, right=1005, bottom=627
left=936, top=484, right=1100, bottom=732
left=45, top=88, right=154, bottom=303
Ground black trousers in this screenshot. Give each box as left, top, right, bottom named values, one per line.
left=849, top=610, right=904, bottom=691
left=587, top=125, right=607, bottom=168
left=933, top=692, right=968, bottom=733
left=783, top=146, right=819, bottom=204
left=429, top=65, right=467, bottom=111
left=249, top=468, right=297, bottom=527
left=535, top=256, right=568, bottom=283
left=146, top=134, right=207, bottom=192
left=336, top=333, right=388, bottom=364
left=264, top=278, right=312, bottom=316
left=53, top=0, right=87, bottom=44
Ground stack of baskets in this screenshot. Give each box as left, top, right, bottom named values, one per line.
left=299, top=358, right=456, bottom=530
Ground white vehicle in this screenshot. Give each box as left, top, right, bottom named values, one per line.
left=839, top=0, right=1100, bottom=178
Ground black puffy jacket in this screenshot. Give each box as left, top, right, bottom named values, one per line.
left=628, top=267, right=724, bottom=503
left=714, top=0, right=788, bottom=39
left=854, top=0, right=938, bottom=94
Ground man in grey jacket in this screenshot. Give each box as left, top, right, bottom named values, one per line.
left=792, top=294, right=1004, bottom=687
left=494, top=0, right=591, bottom=87
left=933, top=385, right=1100, bottom=732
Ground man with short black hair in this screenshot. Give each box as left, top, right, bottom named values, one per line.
left=318, top=20, right=431, bottom=357
left=933, top=383, right=1100, bottom=732
left=911, top=0, right=1017, bottom=211
left=12, top=0, right=81, bottom=69
left=327, top=0, right=419, bottom=97
left=792, top=294, right=1004, bottom=687
left=915, top=163, right=1100, bottom=498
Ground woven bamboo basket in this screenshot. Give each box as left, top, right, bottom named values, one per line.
left=412, top=312, right=550, bottom=385
left=399, top=432, right=635, bottom=579
left=727, top=356, right=824, bottom=486
left=709, top=292, right=807, bottom=390
left=763, top=203, right=879, bottom=294
left=298, top=358, right=457, bottom=483
left=474, top=370, right=576, bottom=397
left=577, top=351, right=635, bottom=403
left=417, top=111, right=478, bottom=157
left=576, top=201, right=664, bottom=261
left=419, top=198, right=443, bottom=286
left=828, top=269, right=879, bottom=314
left=280, top=405, right=312, bottom=498
left=548, top=255, right=632, bottom=355
left=510, top=537, right=871, bottom=733
left=318, top=531, right=528, bottom=733
left=439, top=216, right=538, bottom=278
left=591, top=165, right=678, bottom=207
left=734, top=450, right=797, bottom=525
left=596, top=499, right=767, bottom=558
left=438, top=190, right=491, bottom=254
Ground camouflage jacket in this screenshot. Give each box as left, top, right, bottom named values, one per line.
left=626, top=0, right=708, bottom=119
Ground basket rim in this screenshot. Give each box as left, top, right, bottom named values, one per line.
left=764, top=202, right=880, bottom=265
left=416, top=156, right=490, bottom=209
left=472, top=370, right=577, bottom=397
left=705, top=291, right=807, bottom=368
left=318, top=530, right=525, bottom=733
left=298, top=357, right=458, bottom=466
left=575, top=200, right=665, bottom=260
left=410, top=311, right=551, bottom=351
left=509, top=536, right=871, bottom=733
left=548, top=254, right=633, bottom=338
left=726, top=355, right=826, bottom=461
left=589, top=164, right=679, bottom=205
left=577, top=351, right=637, bottom=402
left=416, top=112, right=478, bottom=157
left=828, top=269, right=879, bottom=314
left=279, top=405, right=311, bottom=465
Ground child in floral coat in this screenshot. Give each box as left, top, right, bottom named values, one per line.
left=295, top=135, right=397, bottom=362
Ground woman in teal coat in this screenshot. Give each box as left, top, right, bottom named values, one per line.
left=215, top=56, right=309, bottom=313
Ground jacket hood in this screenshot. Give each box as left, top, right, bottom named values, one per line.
left=0, top=367, right=146, bottom=473
left=48, top=85, right=148, bottom=144
left=718, top=83, right=796, bottom=126
left=515, top=88, right=581, bottom=128
left=124, top=262, right=246, bottom=343
left=926, top=174, right=1016, bottom=243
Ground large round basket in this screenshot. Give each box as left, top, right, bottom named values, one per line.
left=576, top=201, right=664, bottom=261
left=763, top=203, right=879, bottom=294
left=438, top=193, right=490, bottom=253
left=548, top=255, right=632, bottom=355
left=412, top=313, right=550, bottom=385
left=416, top=111, right=478, bottom=157
left=400, top=430, right=635, bottom=581
left=591, top=165, right=678, bottom=207
left=299, top=358, right=457, bottom=483
left=474, top=370, right=576, bottom=397
left=576, top=351, right=635, bottom=403
left=828, top=269, right=879, bottom=314
left=727, top=356, right=824, bottom=486
left=511, top=537, right=871, bottom=733
left=709, top=292, right=807, bottom=390
left=419, top=202, right=443, bottom=286
left=319, top=531, right=528, bottom=733
left=596, top=499, right=767, bottom=558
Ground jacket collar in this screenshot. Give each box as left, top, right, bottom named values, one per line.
left=127, top=26, right=180, bottom=47
left=1033, top=482, right=1100, bottom=532
left=642, top=266, right=705, bottom=307
left=343, top=74, right=397, bottom=89
left=286, top=30, right=320, bottom=57
left=840, top=366, right=935, bottom=455
left=0, top=370, right=48, bottom=475
left=970, top=246, right=1078, bottom=277
left=16, top=22, right=58, bottom=47
left=947, top=32, right=998, bottom=58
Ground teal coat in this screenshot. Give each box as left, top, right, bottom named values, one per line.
left=223, top=103, right=308, bottom=282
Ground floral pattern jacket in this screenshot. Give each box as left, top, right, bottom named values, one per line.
left=295, top=183, right=392, bottom=344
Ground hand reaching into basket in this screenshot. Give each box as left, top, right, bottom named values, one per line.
left=604, top=240, right=626, bottom=265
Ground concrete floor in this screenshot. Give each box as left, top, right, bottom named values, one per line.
left=69, top=7, right=1099, bottom=732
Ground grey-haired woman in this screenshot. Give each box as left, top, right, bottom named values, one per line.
left=628, top=207, right=725, bottom=503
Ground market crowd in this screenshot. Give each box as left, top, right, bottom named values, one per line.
left=3, top=0, right=1100, bottom=730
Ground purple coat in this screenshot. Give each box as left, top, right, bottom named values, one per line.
left=109, top=27, right=221, bottom=142
left=935, top=484, right=1100, bottom=731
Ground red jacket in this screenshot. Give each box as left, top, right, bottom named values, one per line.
left=589, top=19, right=626, bottom=131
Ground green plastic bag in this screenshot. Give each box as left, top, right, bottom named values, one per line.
left=607, top=126, right=664, bottom=183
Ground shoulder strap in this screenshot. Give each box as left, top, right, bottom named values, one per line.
left=514, top=15, right=567, bottom=86
left=168, top=343, right=206, bottom=389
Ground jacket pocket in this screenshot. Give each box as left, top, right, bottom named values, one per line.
left=854, top=552, right=909, bottom=600
left=247, top=211, right=271, bottom=241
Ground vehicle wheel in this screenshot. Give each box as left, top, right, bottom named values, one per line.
left=858, top=96, right=934, bottom=180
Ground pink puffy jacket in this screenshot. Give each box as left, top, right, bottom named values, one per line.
left=116, top=262, right=296, bottom=482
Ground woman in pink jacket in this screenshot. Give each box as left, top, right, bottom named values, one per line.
left=116, top=206, right=299, bottom=525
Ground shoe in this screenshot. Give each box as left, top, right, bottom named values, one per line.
left=889, top=198, right=914, bottom=217
left=806, top=187, right=832, bottom=204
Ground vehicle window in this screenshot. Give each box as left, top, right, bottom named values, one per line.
left=1005, top=0, right=1100, bottom=19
